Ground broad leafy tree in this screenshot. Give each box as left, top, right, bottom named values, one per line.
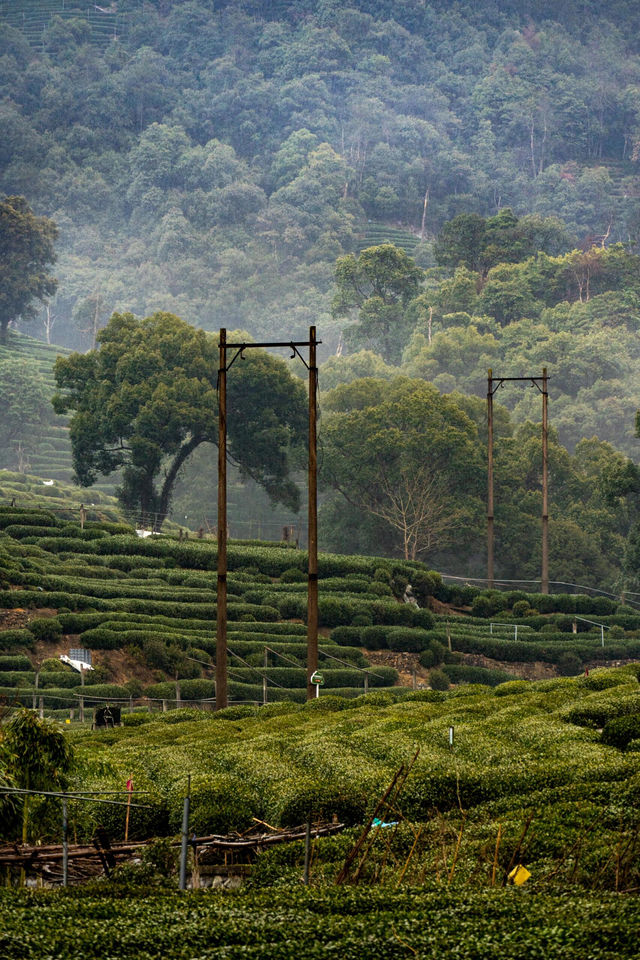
left=0, top=196, right=57, bottom=344
left=53, top=312, right=307, bottom=528
left=331, top=245, right=424, bottom=363
left=0, top=357, right=51, bottom=471
left=321, top=378, right=484, bottom=561
left=2, top=709, right=74, bottom=844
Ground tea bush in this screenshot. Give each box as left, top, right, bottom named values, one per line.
left=602, top=714, right=640, bottom=749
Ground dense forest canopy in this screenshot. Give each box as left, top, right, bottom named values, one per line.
left=4, top=0, right=640, bottom=587
left=3, top=0, right=640, bottom=349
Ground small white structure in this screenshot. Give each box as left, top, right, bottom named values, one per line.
left=59, top=654, right=94, bottom=673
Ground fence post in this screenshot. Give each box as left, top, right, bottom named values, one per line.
left=303, top=816, right=311, bottom=885
left=263, top=648, right=268, bottom=706
left=62, top=793, right=68, bottom=888
left=179, top=776, right=191, bottom=891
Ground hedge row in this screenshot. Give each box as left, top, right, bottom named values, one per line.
left=275, top=593, right=434, bottom=629
left=224, top=666, right=397, bottom=689
left=0, top=590, right=281, bottom=621
left=0, top=629, right=34, bottom=650
left=442, top=664, right=518, bottom=687
left=331, top=624, right=438, bottom=652
left=601, top=714, right=640, bottom=749
left=434, top=582, right=624, bottom=617
left=0, top=670, right=89, bottom=688
left=0, top=654, right=32, bottom=671
left=564, top=693, right=640, bottom=728
left=450, top=633, right=640, bottom=665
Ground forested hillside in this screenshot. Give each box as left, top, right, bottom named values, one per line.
left=4, top=0, right=640, bottom=589
left=3, top=0, right=640, bottom=349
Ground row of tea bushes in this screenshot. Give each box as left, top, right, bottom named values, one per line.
left=2, top=885, right=640, bottom=959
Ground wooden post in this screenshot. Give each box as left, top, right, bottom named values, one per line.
left=263, top=648, right=268, bottom=706
left=216, top=328, right=228, bottom=710
left=307, top=326, right=319, bottom=700
left=303, top=816, right=312, bottom=885
left=487, top=369, right=494, bottom=589
left=125, top=777, right=133, bottom=842
left=541, top=367, right=549, bottom=594
left=179, top=775, right=191, bottom=891
left=32, top=667, right=40, bottom=711
left=62, top=793, right=68, bottom=887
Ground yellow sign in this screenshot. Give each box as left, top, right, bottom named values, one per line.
left=65, top=719, right=71, bottom=724
left=508, top=864, right=531, bottom=886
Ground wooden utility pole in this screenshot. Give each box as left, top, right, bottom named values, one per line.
left=541, top=367, right=549, bottom=594
left=216, top=328, right=228, bottom=710
left=307, top=326, right=319, bottom=700
left=215, top=328, right=320, bottom=708
left=487, top=369, right=494, bottom=589
left=486, top=370, right=550, bottom=593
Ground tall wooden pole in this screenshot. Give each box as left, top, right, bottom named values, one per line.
left=216, top=329, right=228, bottom=710
left=487, top=369, right=494, bottom=589
left=541, top=366, right=549, bottom=595
left=307, top=326, right=319, bottom=700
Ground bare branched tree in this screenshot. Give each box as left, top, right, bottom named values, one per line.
left=360, top=465, right=463, bottom=561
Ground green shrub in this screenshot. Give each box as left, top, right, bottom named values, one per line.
left=408, top=569, right=441, bottom=605
left=0, top=655, right=32, bottom=671
left=280, top=567, right=307, bottom=583
left=27, top=618, right=63, bottom=642
left=351, top=612, right=374, bottom=626
left=405, top=689, right=447, bottom=702
left=387, top=627, right=433, bottom=653
left=602, top=714, right=640, bottom=749
left=443, top=664, right=516, bottom=687
left=276, top=777, right=367, bottom=827
left=564, top=695, right=640, bottom=729
left=579, top=670, right=634, bottom=692
left=557, top=652, right=583, bottom=676
left=40, top=657, right=70, bottom=672
left=471, top=591, right=506, bottom=618
left=368, top=581, right=393, bottom=597
left=122, top=712, right=153, bottom=727
left=512, top=599, right=533, bottom=618
left=429, top=668, right=450, bottom=691
left=362, top=626, right=388, bottom=649
left=0, top=629, right=34, bottom=650
left=493, top=680, right=530, bottom=696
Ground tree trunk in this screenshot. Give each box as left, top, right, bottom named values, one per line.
left=0, top=318, right=8, bottom=345
left=420, top=187, right=429, bottom=241
left=154, top=435, right=204, bottom=531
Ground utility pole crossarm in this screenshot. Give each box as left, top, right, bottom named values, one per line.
left=487, top=367, right=550, bottom=596
left=215, top=327, right=320, bottom=708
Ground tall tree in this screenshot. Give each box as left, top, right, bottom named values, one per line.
left=0, top=357, right=51, bottom=472
left=321, top=378, right=484, bottom=561
left=53, top=312, right=307, bottom=529
left=2, top=709, right=74, bottom=844
left=331, top=244, right=424, bottom=363
left=0, top=196, right=58, bottom=344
